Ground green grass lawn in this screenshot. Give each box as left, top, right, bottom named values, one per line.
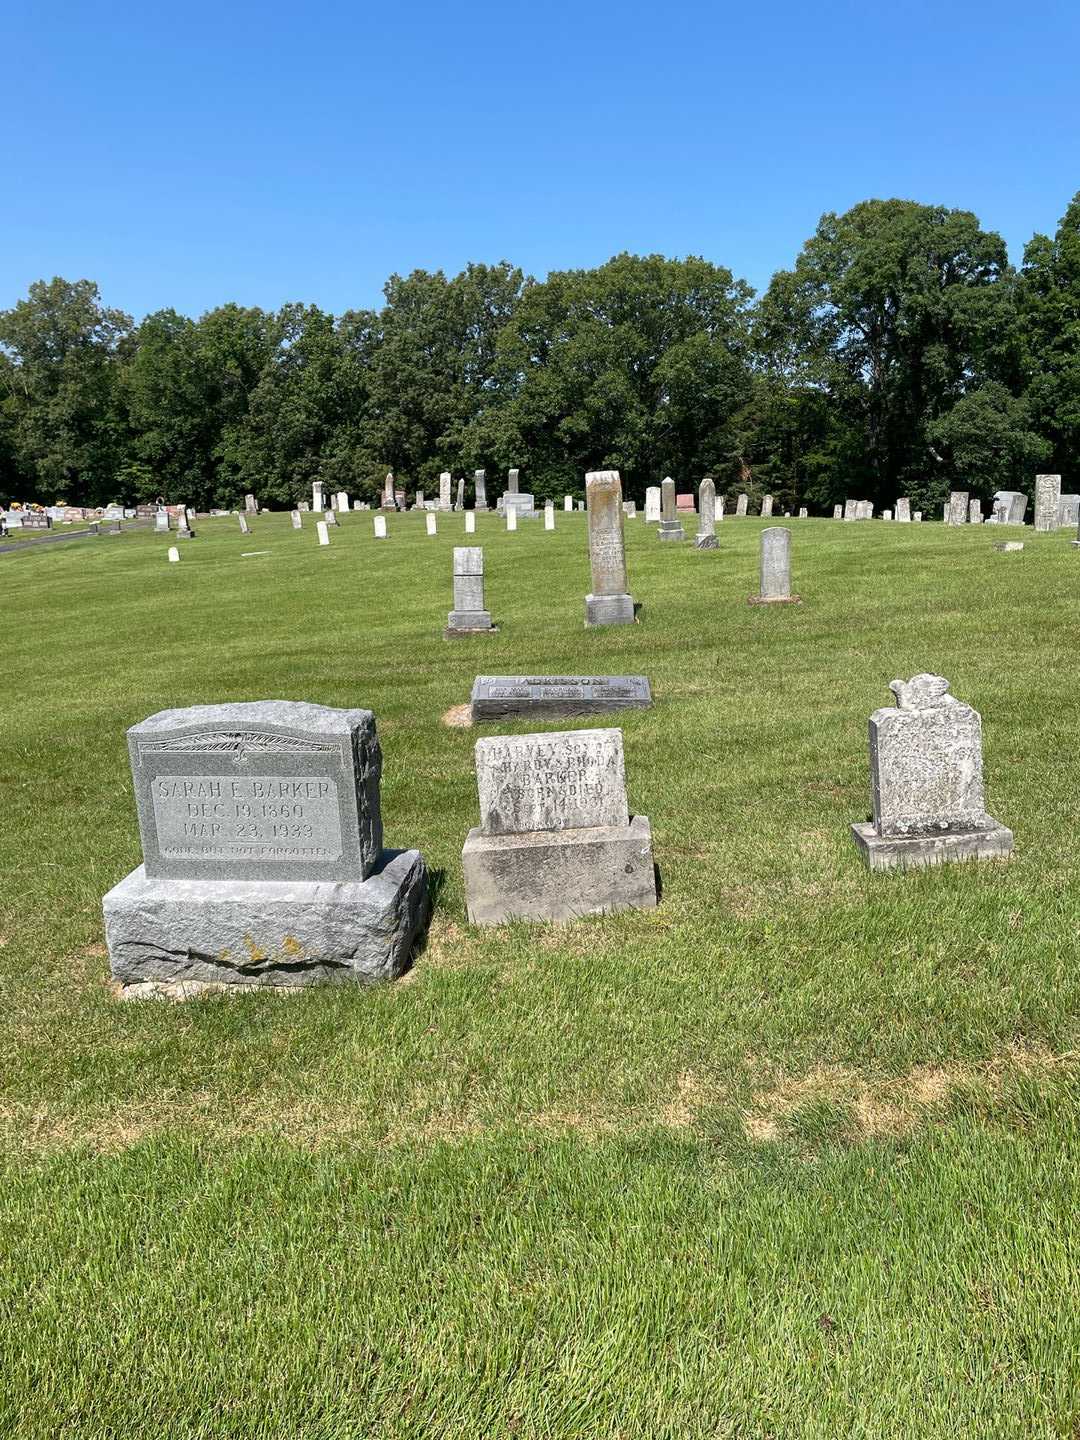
left=2, top=510, right=1078, bottom=1438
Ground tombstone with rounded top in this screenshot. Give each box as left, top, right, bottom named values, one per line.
left=585, top=470, right=635, bottom=624
left=749, top=527, right=800, bottom=604
left=694, top=477, right=718, bottom=549
left=851, top=675, right=1012, bottom=870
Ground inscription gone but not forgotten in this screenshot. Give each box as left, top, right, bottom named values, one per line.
left=128, top=701, right=383, bottom=883
left=474, top=728, right=629, bottom=835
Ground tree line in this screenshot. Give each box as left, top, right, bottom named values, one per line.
left=1, top=194, right=1077, bottom=514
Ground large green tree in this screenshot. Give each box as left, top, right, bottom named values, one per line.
left=1017, top=191, right=1080, bottom=475
left=757, top=201, right=1025, bottom=511
left=0, top=278, right=131, bottom=504
left=483, top=253, right=754, bottom=501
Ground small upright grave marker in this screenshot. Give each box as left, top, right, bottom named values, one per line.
left=694, top=477, right=718, bottom=549
left=749, top=528, right=800, bottom=604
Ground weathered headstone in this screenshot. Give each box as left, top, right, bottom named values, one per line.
left=798, top=506, right=808, bottom=519
left=1034, top=474, right=1062, bottom=532
left=833, top=503, right=843, bottom=520
left=471, top=675, right=652, bottom=721
left=465, top=511, right=476, bottom=534
left=736, top=493, right=748, bottom=517
left=324, top=508, right=337, bottom=527
left=946, top=490, right=969, bottom=526
left=993, top=490, right=1028, bottom=525
left=474, top=470, right=488, bottom=511
left=426, top=513, right=438, bottom=537
left=506, top=508, right=517, bottom=531
left=102, top=702, right=428, bottom=994
left=381, top=473, right=394, bottom=508
left=749, top=527, right=799, bottom=604
left=446, top=546, right=494, bottom=635
left=657, top=477, right=685, bottom=542
left=291, top=510, right=302, bottom=529
left=851, top=675, right=1013, bottom=871
left=645, top=486, right=661, bottom=523
left=461, top=728, right=657, bottom=925
left=882, top=509, right=892, bottom=522
left=155, top=509, right=170, bottom=533
left=507, top=467, right=519, bottom=494
left=896, top=498, right=911, bottom=522
left=373, top=515, right=387, bottom=539
left=622, top=501, right=637, bottom=519
left=244, top=494, right=257, bottom=513
left=545, top=501, right=555, bottom=530
left=761, top=495, right=774, bottom=518
left=498, top=466, right=536, bottom=520
left=577, top=500, right=585, bottom=511
left=564, top=495, right=573, bottom=512
left=439, top=471, right=452, bottom=512
left=860, top=501, right=874, bottom=520
left=1058, top=493, right=1079, bottom=528
left=694, top=477, right=718, bottom=550
left=914, top=511, right=923, bottom=522
left=167, top=546, right=180, bottom=563
left=239, top=515, right=250, bottom=535
left=455, top=478, right=464, bottom=511
left=337, top=491, right=349, bottom=513
left=843, top=499, right=856, bottom=522
left=298, top=500, right=310, bottom=512
left=969, top=499, right=982, bottom=524
left=313, top=482, right=324, bottom=513
left=584, top=470, right=635, bottom=626
left=317, top=520, right=330, bottom=546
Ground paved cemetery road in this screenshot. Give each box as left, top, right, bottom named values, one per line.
left=0, top=523, right=152, bottom=556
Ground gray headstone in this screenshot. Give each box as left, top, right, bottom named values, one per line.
left=125, top=702, right=383, bottom=884
left=507, top=468, right=520, bottom=494
left=644, top=486, right=661, bottom=523
left=447, top=546, right=493, bottom=633
left=993, top=490, right=1028, bottom=525
left=843, top=499, right=856, bottom=522
left=238, top=515, right=250, bottom=534
left=736, top=493, right=748, bottom=517
left=585, top=470, right=635, bottom=625
left=947, top=490, right=969, bottom=526
left=896, top=498, right=911, bottom=522
left=455, top=478, right=464, bottom=511
left=155, top=510, right=170, bottom=533
left=475, top=470, right=488, bottom=510
left=751, top=527, right=796, bottom=603
left=244, top=494, right=257, bottom=513
left=833, top=503, right=843, bottom=520
left=657, top=477, right=685, bottom=542
left=298, top=501, right=310, bottom=512
left=969, top=499, right=982, bottom=524
left=470, top=675, right=652, bottom=720
left=851, top=675, right=1012, bottom=870
left=1058, top=493, right=1079, bottom=528
left=694, top=477, right=718, bottom=549
left=1034, top=474, right=1062, bottom=532
left=462, top=728, right=657, bottom=924
left=291, top=510, right=302, bottom=529
left=382, top=473, right=395, bottom=507
left=761, top=495, right=774, bottom=518
left=995, top=541, right=1024, bottom=552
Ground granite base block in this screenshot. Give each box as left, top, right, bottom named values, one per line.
left=584, top=592, right=635, bottom=626
left=462, top=815, right=657, bottom=925
left=850, top=820, right=1013, bottom=872
left=657, top=522, right=686, bottom=542
left=103, top=848, right=428, bottom=991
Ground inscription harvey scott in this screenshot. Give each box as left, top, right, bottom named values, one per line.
left=474, top=729, right=629, bottom=835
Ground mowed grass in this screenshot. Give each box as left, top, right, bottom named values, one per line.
left=1, top=510, right=1078, bottom=1438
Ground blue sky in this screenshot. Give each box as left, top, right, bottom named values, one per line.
left=5, top=0, right=1078, bottom=320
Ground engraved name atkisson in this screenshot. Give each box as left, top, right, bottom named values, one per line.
left=151, top=774, right=343, bottom=861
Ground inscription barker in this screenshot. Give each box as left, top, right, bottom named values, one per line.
left=475, top=729, right=628, bottom=835
left=128, top=701, right=382, bottom=883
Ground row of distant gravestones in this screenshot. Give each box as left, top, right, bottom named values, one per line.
left=101, top=672, right=1010, bottom=1000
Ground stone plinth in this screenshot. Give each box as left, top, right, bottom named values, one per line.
left=585, top=470, right=635, bottom=625
left=851, top=674, right=1012, bottom=872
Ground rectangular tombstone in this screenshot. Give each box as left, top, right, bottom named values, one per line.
left=736, top=494, right=748, bottom=516
left=564, top=495, right=573, bottom=511
left=914, top=511, right=922, bottom=521
left=298, top=501, right=310, bottom=512
left=244, top=494, right=257, bottom=513
left=545, top=502, right=555, bottom=530
left=465, top=511, right=476, bottom=534
left=843, top=499, right=855, bottom=521
left=317, top=520, right=330, bottom=546
left=455, top=478, right=464, bottom=511
left=474, top=470, right=488, bottom=510
left=238, top=515, right=250, bottom=534
left=506, top=508, right=517, bottom=531
left=585, top=470, right=635, bottom=624
left=447, top=546, right=493, bottom=633
left=676, top=493, right=695, bottom=512
left=373, top=515, right=387, bottom=538
left=475, top=729, right=629, bottom=835
left=439, top=471, right=452, bottom=511
left=1058, top=493, right=1079, bottom=527
left=644, top=486, right=661, bottom=523
left=1034, top=474, right=1061, bottom=531
left=852, top=675, right=1012, bottom=870
left=126, top=702, right=383, bottom=884
left=337, top=491, right=349, bottom=512
left=798, top=506, right=808, bottom=519
left=462, top=727, right=656, bottom=924
left=761, top=495, right=774, bottom=517
left=155, top=510, right=170, bottom=532
left=394, top=488, right=405, bottom=509
left=993, top=491, right=1028, bottom=525
left=324, top=508, right=336, bottom=526
left=947, top=491, right=969, bottom=525
left=833, top=503, right=843, bottom=520
left=312, top=483, right=324, bottom=512
left=657, top=477, right=685, bottom=542
left=291, top=510, right=302, bottom=528
left=507, top=468, right=519, bottom=494
left=695, top=477, right=718, bottom=549
left=750, top=527, right=797, bottom=603
left=969, top=499, right=982, bottom=524
left=882, top=509, right=892, bottom=521
left=426, top=512, right=437, bottom=536
left=471, top=675, right=652, bottom=720
left=896, top=498, right=911, bottom=522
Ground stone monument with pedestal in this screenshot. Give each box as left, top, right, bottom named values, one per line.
left=584, top=470, right=635, bottom=626
left=446, top=547, right=496, bottom=636
left=657, top=477, right=685, bottom=542
left=474, top=470, right=488, bottom=510
left=851, top=675, right=1013, bottom=871
left=102, top=702, right=428, bottom=996
left=497, top=467, right=536, bottom=520
left=461, top=728, right=657, bottom=925
left=694, top=477, right=718, bottom=549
